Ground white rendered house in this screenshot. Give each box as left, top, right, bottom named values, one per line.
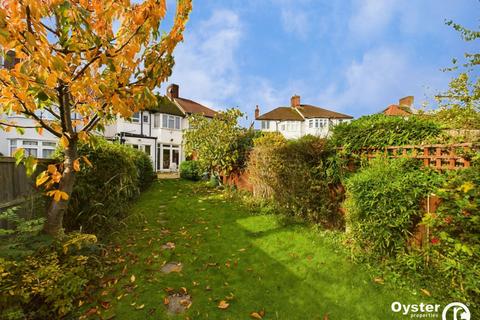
left=255, top=95, right=353, bottom=139
left=0, top=84, right=217, bottom=172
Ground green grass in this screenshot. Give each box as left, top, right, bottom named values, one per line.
left=84, top=179, right=434, bottom=320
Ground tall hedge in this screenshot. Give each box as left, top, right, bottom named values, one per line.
left=57, top=138, right=155, bottom=234
left=344, top=158, right=438, bottom=257
left=247, top=133, right=343, bottom=227
left=331, top=114, right=441, bottom=152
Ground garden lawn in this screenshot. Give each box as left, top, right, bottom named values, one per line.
left=84, top=179, right=429, bottom=320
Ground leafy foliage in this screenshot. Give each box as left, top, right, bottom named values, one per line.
left=247, top=133, right=343, bottom=227
left=56, top=138, right=154, bottom=234
left=184, top=109, right=256, bottom=177
left=0, top=209, right=99, bottom=320
left=180, top=160, right=202, bottom=181
left=330, top=114, right=441, bottom=152
left=422, top=167, right=480, bottom=306
left=433, top=73, right=480, bottom=129
left=0, top=0, right=192, bottom=235
left=344, top=158, right=439, bottom=258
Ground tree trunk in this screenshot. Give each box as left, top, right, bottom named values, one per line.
left=43, top=140, right=77, bottom=236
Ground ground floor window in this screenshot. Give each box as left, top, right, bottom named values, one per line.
left=9, top=139, right=56, bottom=158
left=157, top=144, right=180, bottom=171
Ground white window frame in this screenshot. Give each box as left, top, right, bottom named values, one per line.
left=9, top=139, right=57, bottom=159
left=261, top=121, right=270, bottom=130
left=161, top=114, right=181, bottom=130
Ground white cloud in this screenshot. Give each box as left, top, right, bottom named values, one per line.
left=349, top=0, right=400, bottom=38
left=316, top=46, right=449, bottom=116
left=164, top=9, right=243, bottom=109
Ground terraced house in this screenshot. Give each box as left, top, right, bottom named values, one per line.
left=0, top=83, right=217, bottom=172
left=255, top=95, right=353, bottom=139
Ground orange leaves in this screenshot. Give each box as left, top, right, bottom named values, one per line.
left=73, top=159, right=80, bottom=172
left=250, top=310, right=265, bottom=319
left=59, top=135, right=69, bottom=148
left=81, top=156, right=93, bottom=167
left=217, top=300, right=229, bottom=309
left=47, top=189, right=69, bottom=202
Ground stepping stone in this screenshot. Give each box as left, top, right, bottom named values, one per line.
left=161, top=262, right=183, bottom=273
left=161, top=242, right=175, bottom=250
left=165, top=293, right=192, bottom=314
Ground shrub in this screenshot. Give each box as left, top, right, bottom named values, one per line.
left=422, top=166, right=480, bottom=306
left=344, top=158, right=439, bottom=258
left=0, top=209, right=99, bottom=320
left=330, top=114, right=441, bottom=152
left=247, top=133, right=343, bottom=227
left=180, top=160, right=202, bottom=181
left=58, top=138, right=154, bottom=234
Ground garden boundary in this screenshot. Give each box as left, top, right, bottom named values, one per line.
left=347, top=143, right=479, bottom=170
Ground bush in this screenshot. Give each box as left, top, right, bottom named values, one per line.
left=247, top=133, right=343, bottom=227
left=180, top=160, right=202, bottom=181
left=422, top=166, right=480, bottom=306
left=57, top=138, right=154, bottom=234
left=0, top=208, right=99, bottom=319
left=330, top=114, right=441, bottom=152
left=344, top=158, right=439, bottom=258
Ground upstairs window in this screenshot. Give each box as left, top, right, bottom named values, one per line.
left=162, top=114, right=181, bottom=130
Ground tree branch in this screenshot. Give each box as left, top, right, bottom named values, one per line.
left=0, top=121, right=41, bottom=129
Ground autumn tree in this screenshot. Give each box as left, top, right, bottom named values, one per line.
left=0, top=0, right=192, bottom=236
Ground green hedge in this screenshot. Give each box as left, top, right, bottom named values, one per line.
left=331, top=114, right=441, bottom=152
left=344, top=158, right=438, bottom=257
left=180, top=160, right=202, bottom=181
left=58, top=138, right=155, bottom=234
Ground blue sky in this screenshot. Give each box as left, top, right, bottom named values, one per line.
left=162, top=0, right=479, bottom=123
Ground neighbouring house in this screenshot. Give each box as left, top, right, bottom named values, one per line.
left=255, top=95, right=353, bottom=139
left=381, top=96, right=416, bottom=116
left=0, top=83, right=217, bottom=172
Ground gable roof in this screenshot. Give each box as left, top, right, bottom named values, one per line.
left=297, top=105, right=353, bottom=119
left=257, top=105, right=352, bottom=121
left=147, top=95, right=185, bottom=116
left=174, top=97, right=217, bottom=118
left=256, top=107, right=304, bottom=121
left=382, top=104, right=412, bottom=116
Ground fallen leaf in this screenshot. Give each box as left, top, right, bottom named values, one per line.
left=100, top=301, right=111, bottom=310
left=250, top=311, right=263, bottom=319
left=180, top=287, right=188, bottom=294
left=420, top=289, right=431, bottom=297
left=323, top=313, right=329, bottom=320
left=84, top=307, right=98, bottom=317
left=238, top=248, right=246, bottom=252
left=135, top=304, right=145, bottom=310
left=130, top=275, right=136, bottom=283
left=373, top=277, right=384, bottom=284
left=218, top=300, right=230, bottom=309
left=163, top=297, right=170, bottom=305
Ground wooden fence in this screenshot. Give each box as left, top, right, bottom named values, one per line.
left=352, top=143, right=479, bottom=170
left=0, top=157, right=48, bottom=211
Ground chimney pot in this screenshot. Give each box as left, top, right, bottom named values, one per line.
left=167, top=84, right=179, bottom=99
left=255, top=105, right=260, bottom=119
left=291, top=95, right=301, bottom=108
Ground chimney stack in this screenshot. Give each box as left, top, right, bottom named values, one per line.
left=291, top=95, right=300, bottom=108
left=167, top=84, right=179, bottom=99
left=254, top=105, right=260, bottom=119
left=399, top=96, right=414, bottom=107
